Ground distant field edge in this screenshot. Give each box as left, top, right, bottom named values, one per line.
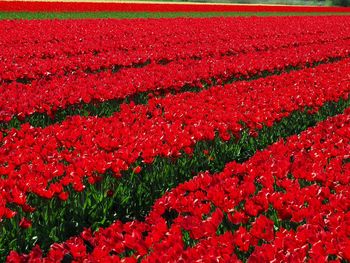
left=0, top=1, right=350, bottom=12
left=1, top=11, right=350, bottom=19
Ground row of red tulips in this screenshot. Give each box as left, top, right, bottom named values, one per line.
left=1, top=58, right=350, bottom=223
left=2, top=17, right=350, bottom=83
left=1, top=1, right=350, bottom=12
left=8, top=106, right=350, bottom=262
left=2, top=37, right=350, bottom=123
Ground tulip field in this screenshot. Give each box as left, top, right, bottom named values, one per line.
left=1, top=14, right=350, bottom=262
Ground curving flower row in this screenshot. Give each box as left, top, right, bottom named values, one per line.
left=1, top=58, right=350, bottom=222
left=2, top=38, right=350, bottom=123
left=8, top=106, right=350, bottom=262
left=2, top=16, right=350, bottom=83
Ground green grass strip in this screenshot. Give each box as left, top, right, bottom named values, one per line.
left=1, top=97, right=350, bottom=261
left=1, top=11, right=350, bottom=20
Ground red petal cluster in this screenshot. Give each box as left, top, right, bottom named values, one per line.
left=1, top=17, right=349, bottom=81
left=1, top=57, right=350, bottom=222
left=1, top=17, right=350, bottom=121
left=10, top=105, right=350, bottom=262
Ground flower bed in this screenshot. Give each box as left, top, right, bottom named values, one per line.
left=8, top=107, right=350, bottom=262
left=1, top=15, right=350, bottom=262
